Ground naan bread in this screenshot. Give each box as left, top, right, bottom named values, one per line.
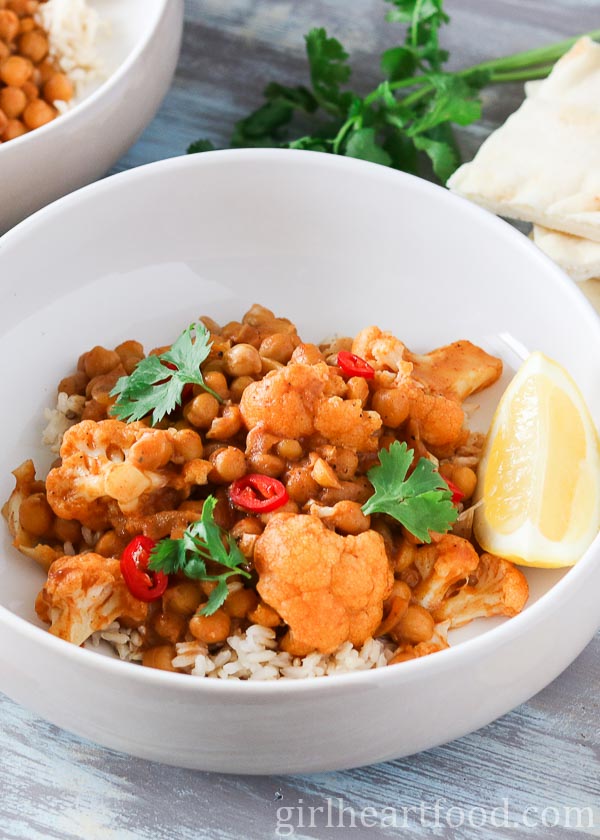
left=448, top=38, right=600, bottom=243
left=532, top=224, right=600, bottom=282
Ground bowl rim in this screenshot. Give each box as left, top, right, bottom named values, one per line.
left=0, top=0, right=174, bottom=153
left=1, top=147, right=599, bottom=696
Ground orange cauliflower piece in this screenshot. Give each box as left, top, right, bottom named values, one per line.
left=412, top=534, right=480, bottom=610
left=433, top=553, right=529, bottom=628
left=254, top=513, right=393, bottom=655
left=35, top=553, right=147, bottom=646
left=351, top=326, right=413, bottom=381
left=240, top=362, right=381, bottom=452
left=46, top=420, right=210, bottom=530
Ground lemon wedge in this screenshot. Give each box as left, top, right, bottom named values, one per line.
left=474, top=352, right=600, bottom=568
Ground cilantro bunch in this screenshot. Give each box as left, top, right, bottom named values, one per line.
left=188, top=0, right=600, bottom=183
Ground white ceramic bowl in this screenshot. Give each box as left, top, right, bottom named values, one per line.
left=0, top=151, right=599, bottom=774
left=0, top=0, right=183, bottom=234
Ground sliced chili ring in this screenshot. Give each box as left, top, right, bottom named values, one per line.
left=337, top=350, right=375, bottom=379
left=120, top=535, right=168, bottom=602
left=229, top=474, right=289, bottom=513
left=443, top=477, right=465, bottom=506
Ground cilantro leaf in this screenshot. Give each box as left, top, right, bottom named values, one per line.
left=148, top=495, right=250, bottom=617
left=305, top=28, right=354, bottom=113
left=413, top=131, right=458, bottom=182
left=345, top=127, right=392, bottom=166
left=362, top=441, right=457, bottom=542
left=109, top=322, right=220, bottom=426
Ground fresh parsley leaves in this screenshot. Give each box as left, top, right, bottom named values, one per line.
left=110, top=322, right=220, bottom=426
left=362, top=440, right=457, bottom=542
left=148, top=496, right=250, bottom=616
left=188, top=0, right=599, bottom=184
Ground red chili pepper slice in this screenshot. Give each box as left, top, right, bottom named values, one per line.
left=229, top=474, right=289, bottom=513
left=337, top=350, right=375, bottom=379
left=120, top=535, right=168, bottom=602
left=443, top=478, right=465, bottom=506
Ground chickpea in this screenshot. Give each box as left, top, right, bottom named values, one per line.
left=0, top=107, right=8, bottom=137
left=285, top=466, right=320, bottom=504
left=56, top=371, right=87, bottom=396
left=440, top=464, right=477, bottom=500
left=223, top=343, right=262, bottom=377
left=0, top=85, right=26, bottom=118
left=206, top=404, right=242, bottom=441
left=189, top=609, right=231, bottom=644
left=311, top=457, right=340, bottom=489
left=229, top=375, right=254, bottom=403
left=0, top=42, right=10, bottom=66
left=81, top=398, right=106, bottom=421
left=371, top=387, right=410, bottom=428
left=276, top=439, right=303, bottom=461
left=21, top=79, right=37, bottom=101
left=162, top=582, right=203, bottom=616
left=23, top=97, right=56, bottom=129
left=43, top=71, right=73, bottom=103
left=242, top=303, right=275, bottom=327
left=88, top=368, right=124, bottom=405
left=202, top=371, right=229, bottom=401
left=223, top=587, right=259, bottom=619
left=172, top=428, right=204, bottom=462
left=322, top=500, right=371, bottom=535
left=230, top=517, right=263, bottom=538
left=1, top=55, right=33, bottom=87
left=290, top=343, right=324, bottom=365
left=184, top=392, right=220, bottom=429
left=319, top=446, right=358, bottom=479
left=199, top=315, right=221, bottom=334
left=153, top=610, right=187, bottom=644
left=53, top=517, right=82, bottom=545
left=392, top=605, right=435, bottom=644
left=1, top=116, right=26, bottom=140
left=115, top=339, right=144, bottom=374
left=0, top=10, right=19, bottom=42
left=259, top=332, right=296, bottom=364
left=129, top=434, right=174, bottom=471
left=18, top=29, right=48, bottom=63
left=19, top=493, right=53, bottom=536
left=94, top=530, right=127, bottom=558
left=18, top=16, right=35, bottom=34
left=36, top=58, right=57, bottom=85
left=209, top=446, right=247, bottom=483
left=346, top=376, right=370, bottom=405
left=7, top=0, right=38, bottom=15
left=82, top=346, right=120, bottom=379
left=221, top=322, right=260, bottom=347
left=248, top=601, right=281, bottom=628
left=248, top=451, right=285, bottom=477
left=143, top=645, right=177, bottom=672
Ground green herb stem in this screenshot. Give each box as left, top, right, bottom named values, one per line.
left=466, top=29, right=600, bottom=75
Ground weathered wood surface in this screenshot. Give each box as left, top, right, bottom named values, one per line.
left=2, top=1, right=599, bottom=837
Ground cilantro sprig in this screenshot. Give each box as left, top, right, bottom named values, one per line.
left=188, top=0, right=600, bottom=183
left=110, top=322, right=220, bottom=426
left=362, top=441, right=457, bottom=542
left=148, top=496, right=250, bottom=616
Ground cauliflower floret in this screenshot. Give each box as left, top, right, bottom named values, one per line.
left=406, top=341, right=503, bottom=402
left=407, top=383, right=466, bottom=448
left=352, top=326, right=414, bottom=381
left=412, top=534, right=481, bottom=610
left=35, top=553, right=147, bottom=646
left=46, top=420, right=210, bottom=530
left=240, top=363, right=381, bottom=452
left=433, top=553, right=529, bottom=628
left=254, top=513, right=393, bottom=655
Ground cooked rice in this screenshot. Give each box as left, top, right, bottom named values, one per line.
left=42, top=391, right=85, bottom=453
left=89, top=621, right=397, bottom=680
left=35, top=0, right=105, bottom=101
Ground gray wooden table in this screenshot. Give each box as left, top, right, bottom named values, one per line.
left=2, top=2, right=599, bottom=838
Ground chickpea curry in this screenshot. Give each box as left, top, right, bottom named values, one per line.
left=3, top=304, right=529, bottom=677
left=0, top=0, right=75, bottom=143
